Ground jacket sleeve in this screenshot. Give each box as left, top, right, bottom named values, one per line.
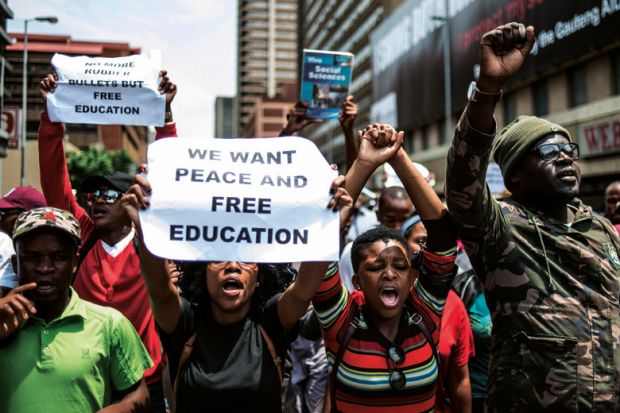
left=154, top=122, right=177, bottom=140
left=445, top=113, right=508, bottom=280
left=38, top=112, right=95, bottom=246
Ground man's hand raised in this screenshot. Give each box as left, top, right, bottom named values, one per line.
left=0, top=283, right=37, bottom=340
left=477, top=22, right=535, bottom=93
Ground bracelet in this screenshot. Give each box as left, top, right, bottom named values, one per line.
left=467, top=81, right=502, bottom=104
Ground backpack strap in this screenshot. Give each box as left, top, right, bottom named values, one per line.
left=329, top=300, right=359, bottom=411
left=258, top=324, right=283, bottom=386
left=411, top=312, right=439, bottom=363
left=172, top=332, right=197, bottom=400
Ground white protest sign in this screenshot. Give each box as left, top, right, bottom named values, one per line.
left=140, top=137, right=340, bottom=262
left=47, top=52, right=165, bottom=126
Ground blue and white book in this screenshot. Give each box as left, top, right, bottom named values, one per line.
left=300, top=49, right=354, bottom=120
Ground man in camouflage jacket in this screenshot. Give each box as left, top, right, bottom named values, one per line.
left=446, top=23, right=620, bottom=412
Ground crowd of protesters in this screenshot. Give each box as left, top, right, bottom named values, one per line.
left=0, top=22, right=619, bottom=413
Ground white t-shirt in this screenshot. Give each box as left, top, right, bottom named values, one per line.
left=0, top=232, right=17, bottom=289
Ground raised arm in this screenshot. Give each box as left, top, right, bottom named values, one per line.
left=445, top=23, right=534, bottom=276
left=121, top=175, right=181, bottom=333
left=339, top=95, right=358, bottom=171
left=277, top=176, right=353, bottom=331
left=38, top=73, right=95, bottom=243
left=154, top=69, right=178, bottom=139
left=279, top=100, right=323, bottom=137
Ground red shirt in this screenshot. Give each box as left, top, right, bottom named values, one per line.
left=435, top=290, right=475, bottom=413
left=38, top=113, right=177, bottom=383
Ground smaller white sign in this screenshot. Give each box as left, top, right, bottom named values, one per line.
left=47, top=52, right=165, bottom=126
left=140, top=136, right=339, bottom=262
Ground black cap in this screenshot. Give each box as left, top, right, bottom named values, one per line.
left=81, top=171, right=133, bottom=194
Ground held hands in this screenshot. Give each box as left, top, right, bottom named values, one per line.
left=0, top=283, right=37, bottom=340
left=478, top=22, right=535, bottom=92
left=121, top=174, right=152, bottom=231
left=357, top=123, right=404, bottom=168
left=281, top=100, right=323, bottom=136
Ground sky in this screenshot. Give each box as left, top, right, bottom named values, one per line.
left=7, top=0, right=237, bottom=138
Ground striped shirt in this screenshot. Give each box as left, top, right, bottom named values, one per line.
left=313, top=219, right=456, bottom=412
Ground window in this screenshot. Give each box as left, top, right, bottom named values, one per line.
left=405, top=130, right=414, bottom=153
left=438, top=119, right=448, bottom=146
left=532, top=79, right=549, bottom=116
left=568, top=64, right=587, bottom=107
left=503, top=93, right=516, bottom=124
left=421, top=127, right=430, bottom=151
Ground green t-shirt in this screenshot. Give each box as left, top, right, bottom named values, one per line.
left=0, top=288, right=153, bottom=413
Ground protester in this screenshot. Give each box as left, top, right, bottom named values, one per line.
left=37, top=70, right=178, bottom=412
left=338, top=185, right=414, bottom=292
left=401, top=215, right=474, bottom=413
left=0, top=187, right=47, bottom=296
left=121, top=171, right=352, bottom=412
left=314, top=123, right=457, bottom=412
left=445, top=22, right=620, bottom=411
left=604, top=181, right=620, bottom=228
left=280, top=95, right=358, bottom=413
left=0, top=207, right=152, bottom=413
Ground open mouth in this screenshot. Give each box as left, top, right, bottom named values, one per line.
left=557, top=168, right=577, bottom=183
left=222, top=277, right=244, bottom=297
left=379, top=287, right=400, bottom=308
left=35, top=281, right=56, bottom=295
left=92, top=206, right=108, bottom=219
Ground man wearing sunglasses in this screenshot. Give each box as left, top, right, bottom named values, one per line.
left=37, top=70, right=178, bottom=413
left=446, top=23, right=620, bottom=412
left=0, top=187, right=47, bottom=297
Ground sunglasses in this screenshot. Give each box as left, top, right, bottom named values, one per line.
left=532, top=143, right=579, bottom=162
left=0, top=209, right=23, bottom=219
left=92, top=188, right=123, bottom=204
left=207, top=261, right=258, bottom=270
left=387, top=345, right=406, bottom=391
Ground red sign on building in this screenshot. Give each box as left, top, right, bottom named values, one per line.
left=1, top=106, right=21, bottom=149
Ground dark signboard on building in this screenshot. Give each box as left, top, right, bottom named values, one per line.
left=371, top=0, right=620, bottom=130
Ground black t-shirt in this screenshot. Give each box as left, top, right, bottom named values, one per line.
left=160, top=294, right=296, bottom=413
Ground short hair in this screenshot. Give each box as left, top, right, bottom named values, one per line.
left=605, top=181, right=620, bottom=196
left=378, top=186, right=410, bottom=211
left=351, top=226, right=409, bottom=273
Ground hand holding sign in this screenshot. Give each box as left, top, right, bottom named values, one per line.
left=139, top=136, right=339, bottom=262
left=46, top=52, right=167, bottom=126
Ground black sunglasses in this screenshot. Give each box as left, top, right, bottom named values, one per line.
left=387, top=345, right=406, bottom=391
left=92, top=188, right=123, bottom=204
left=532, top=143, right=579, bottom=162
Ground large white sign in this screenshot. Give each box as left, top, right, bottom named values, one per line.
left=47, top=52, right=165, bottom=126
left=140, top=137, right=339, bottom=262
left=579, top=114, right=620, bottom=158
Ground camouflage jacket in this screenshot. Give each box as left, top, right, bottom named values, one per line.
left=446, top=114, right=620, bottom=412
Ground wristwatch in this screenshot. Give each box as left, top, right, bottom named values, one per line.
left=467, top=81, right=502, bottom=104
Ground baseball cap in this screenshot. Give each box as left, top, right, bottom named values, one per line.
left=80, top=171, right=133, bottom=194
left=0, top=187, right=47, bottom=211
left=12, top=207, right=81, bottom=246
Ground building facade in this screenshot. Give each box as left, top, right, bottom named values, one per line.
left=0, top=0, right=13, bottom=159
left=214, top=96, right=237, bottom=138
left=2, top=34, right=148, bottom=193
left=298, top=0, right=405, bottom=166
left=370, top=0, right=620, bottom=210
left=237, top=0, right=298, bottom=136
